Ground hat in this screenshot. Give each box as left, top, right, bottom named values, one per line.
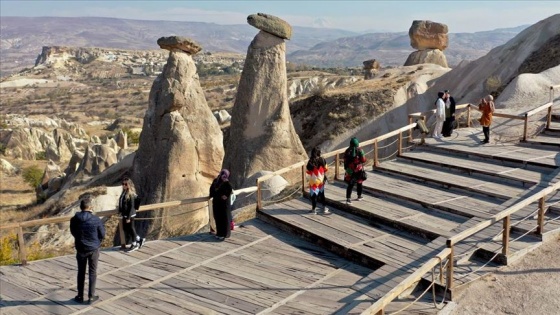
left=444, top=89, right=450, bottom=93
left=350, top=137, right=359, bottom=147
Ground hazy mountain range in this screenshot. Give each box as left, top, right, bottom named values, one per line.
left=0, top=16, right=528, bottom=76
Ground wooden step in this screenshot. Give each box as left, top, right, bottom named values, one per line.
left=357, top=171, right=503, bottom=219
left=421, top=141, right=559, bottom=169
left=400, top=150, right=547, bottom=186
left=323, top=182, right=468, bottom=240
left=526, top=134, right=560, bottom=147
left=258, top=197, right=428, bottom=270
left=376, top=159, right=526, bottom=200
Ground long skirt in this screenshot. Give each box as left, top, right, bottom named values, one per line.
left=213, top=201, right=231, bottom=238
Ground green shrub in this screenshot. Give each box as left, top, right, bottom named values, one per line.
left=485, top=75, right=502, bottom=93
left=122, top=127, right=141, bottom=145
left=22, top=165, right=43, bottom=189
left=35, top=151, right=47, bottom=160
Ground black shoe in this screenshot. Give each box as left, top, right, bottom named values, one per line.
left=74, top=296, right=84, bottom=303
left=126, top=243, right=139, bottom=252
left=138, top=238, right=146, bottom=249
left=87, top=296, right=99, bottom=304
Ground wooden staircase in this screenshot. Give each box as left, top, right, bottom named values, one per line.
left=259, top=128, right=560, bottom=313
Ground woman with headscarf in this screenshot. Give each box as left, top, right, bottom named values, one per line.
left=118, top=177, right=145, bottom=252
left=478, top=95, right=495, bottom=144
left=209, top=169, right=234, bottom=240
left=343, top=137, right=367, bottom=204
left=306, top=146, right=329, bottom=214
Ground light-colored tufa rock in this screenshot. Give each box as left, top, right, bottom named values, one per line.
left=404, top=49, right=449, bottom=68
left=132, top=40, right=224, bottom=235
left=409, top=20, right=449, bottom=50
left=114, top=130, right=128, bottom=149
left=214, top=110, right=231, bottom=124
left=157, top=36, right=202, bottom=55
left=247, top=13, right=292, bottom=40
left=223, top=28, right=307, bottom=189
left=1, top=158, right=18, bottom=176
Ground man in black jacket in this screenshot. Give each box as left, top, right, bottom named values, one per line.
left=70, top=194, right=105, bottom=304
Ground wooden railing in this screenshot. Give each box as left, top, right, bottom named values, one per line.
left=409, top=85, right=558, bottom=141
left=2, top=85, right=557, bottom=311
left=0, top=186, right=258, bottom=265
left=361, top=248, right=452, bottom=315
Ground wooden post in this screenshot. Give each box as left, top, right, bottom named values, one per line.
left=398, top=132, right=403, bottom=156
left=301, top=165, right=306, bottom=193
left=546, top=106, right=552, bottom=130
left=408, top=116, right=413, bottom=143
left=375, top=309, right=385, bottom=315
left=17, top=226, right=27, bottom=265
left=335, top=154, right=340, bottom=180
left=118, top=218, right=126, bottom=250
left=537, top=197, right=546, bottom=235
left=446, top=244, right=454, bottom=290
left=467, top=105, right=471, bottom=127
left=374, top=139, right=379, bottom=167
left=502, top=215, right=510, bottom=256
left=256, top=179, right=262, bottom=210
left=523, top=113, right=529, bottom=141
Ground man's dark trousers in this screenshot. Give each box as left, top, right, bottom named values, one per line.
left=76, top=248, right=99, bottom=298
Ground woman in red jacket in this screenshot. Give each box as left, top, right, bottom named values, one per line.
left=344, top=137, right=367, bottom=204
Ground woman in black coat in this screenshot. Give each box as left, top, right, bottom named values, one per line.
left=209, top=169, right=234, bottom=240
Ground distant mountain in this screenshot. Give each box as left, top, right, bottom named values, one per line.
left=288, top=25, right=529, bottom=68
left=0, top=16, right=358, bottom=76
left=0, top=16, right=528, bottom=76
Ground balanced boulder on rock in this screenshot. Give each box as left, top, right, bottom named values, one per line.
left=223, top=13, right=307, bottom=189
left=247, top=13, right=292, bottom=40
left=405, top=20, right=449, bottom=68
left=157, top=36, right=202, bottom=55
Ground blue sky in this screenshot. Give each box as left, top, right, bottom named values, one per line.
left=1, top=1, right=559, bottom=33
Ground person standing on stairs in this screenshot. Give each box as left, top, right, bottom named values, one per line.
left=344, top=137, right=367, bottom=204
left=442, top=90, right=456, bottom=137
left=306, top=146, right=329, bottom=214
left=209, top=169, right=234, bottom=240
left=432, top=91, right=446, bottom=139
left=70, top=194, right=105, bottom=304
left=118, top=177, right=145, bottom=252
left=477, top=95, right=495, bottom=144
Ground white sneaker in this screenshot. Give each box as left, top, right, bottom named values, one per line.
left=357, top=196, right=364, bottom=201
left=322, top=207, right=330, bottom=214
left=346, top=199, right=352, bottom=204
left=309, top=209, right=317, bottom=215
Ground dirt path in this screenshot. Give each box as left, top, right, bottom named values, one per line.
left=452, top=236, right=560, bottom=315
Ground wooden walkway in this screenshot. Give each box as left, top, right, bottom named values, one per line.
left=2, top=128, right=560, bottom=315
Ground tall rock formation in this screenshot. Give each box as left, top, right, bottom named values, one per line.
left=404, top=20, right=449, bottom=68
left=132, top=36, right=224, bottom=234
left=223, top=13, right=307, bottom=188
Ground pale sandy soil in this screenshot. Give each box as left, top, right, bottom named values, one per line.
left=452, top=236, right=560, bottom=315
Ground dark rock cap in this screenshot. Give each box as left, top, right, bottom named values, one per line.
left=247, top=13, right=292, bottom=40
left=157, top=36, right=202, bottom=55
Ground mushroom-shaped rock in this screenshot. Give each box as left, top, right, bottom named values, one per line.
left=409, top=20, right=449, bottom=50
left=363, top=59, right=380, bottom=70
left=404, top=49, right=449, bottom=68
left=247, top=13, right=292, bottom=40
left=157, top=36, right=202, bottom=55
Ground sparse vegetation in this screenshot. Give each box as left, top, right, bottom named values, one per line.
left=22, top=165, right=43, bottom=189
left=35, top=151, right=47, bottom=160
left=484, top=75, right=502, bottom=93
left=122, top=127, right=141, bottom=145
